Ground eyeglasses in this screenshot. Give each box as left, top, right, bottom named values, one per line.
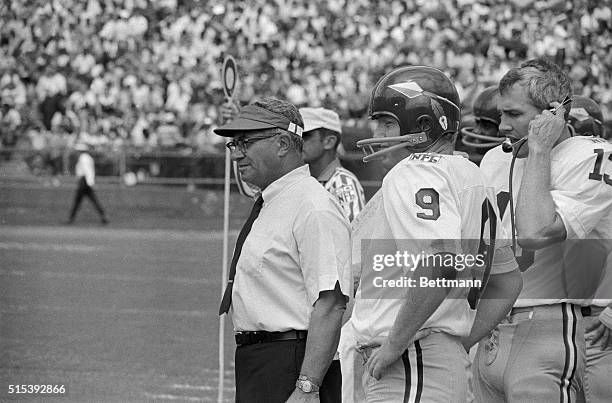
left=226, top=133, right=279, bottom=153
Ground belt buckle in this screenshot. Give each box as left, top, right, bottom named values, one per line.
left=236, top=331, right=257, bottom=346
left=236, top=332, right=247, bottom=346
left=251, top=331, right=264, bottom=344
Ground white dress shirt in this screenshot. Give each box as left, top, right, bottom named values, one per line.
left=231, top=165, right=352, bottom=332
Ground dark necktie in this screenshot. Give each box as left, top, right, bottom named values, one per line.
left=218, top=196, right=264, bottom=315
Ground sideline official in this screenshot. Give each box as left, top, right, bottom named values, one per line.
left=215, top=97, right=351, bottom=403
left=67, top=143, right=109, bottom=225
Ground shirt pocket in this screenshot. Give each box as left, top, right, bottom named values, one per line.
left=237, top=233, right=268, bottom=277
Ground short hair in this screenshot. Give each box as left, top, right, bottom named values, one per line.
left=308, top=127, right=341, bottom=149
left=254, top=127, right=303, bottom=152
left=499, top=58, right=573, bottom=118
left=252, top=97, right=304, bottom=152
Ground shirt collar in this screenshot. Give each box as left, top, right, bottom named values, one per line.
left=317, top=158, right=342, bottom=182
left=262, top=164, right=310, bottom=203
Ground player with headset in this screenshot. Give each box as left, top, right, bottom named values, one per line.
left=344, top=65, right=522, bottom=402
left=474, top=59, right=612, bottom=403
left=566, top=95, right=612, bottom=403
left=459, top=85, right=505, bottom=165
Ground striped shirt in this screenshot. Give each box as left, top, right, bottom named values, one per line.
left=318, top=158, right=365, bottom=222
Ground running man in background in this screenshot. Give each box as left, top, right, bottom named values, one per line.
left=67, top=143, right=109, bottom=225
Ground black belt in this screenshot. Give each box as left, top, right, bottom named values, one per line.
left=582, top=306, right=606, bottom=317
left=235, top=330, right=308, bottom=346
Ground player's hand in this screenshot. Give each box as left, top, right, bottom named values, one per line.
left=220, top=101, right=239, bottom=123
left=365, top=341, right=403, bottom=380
left=527, top=101, right=566, bottom=153
left=285, top=388, right=320, bottom=403
left=586, top=318, right=612, bottom=351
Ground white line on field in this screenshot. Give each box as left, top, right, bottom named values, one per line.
left=1, top=304, right=207, bottom=318
left=171, top=384, right=216, bottom=391
left=0, top=226, right=239, bottom=241
left=199, top=369, right=235, bottom=376
left=0, top=269, right=213, bottom=285
left=142, top=393, right=209, bottom=402
left=0, top=241, right=100, bottom=252
left=0, top=270, right=215, bottom=285
left=0, top=269, right=25, bottom=276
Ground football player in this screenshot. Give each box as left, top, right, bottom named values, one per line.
left=460, top=86, right=505, bottom=165
left=346, top=66, right=522, bottom=402
left=583, top=256, right=612, bottom=403
left=582, top=253, right=612, bottom=403
left=566, top=95, right=612, bottom=403
left=567, top=95, right=605, bottom=138
left=474, top=58, right=612, bottom=403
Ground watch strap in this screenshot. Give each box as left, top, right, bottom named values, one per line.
left=296, top=375, right=320, bottom=393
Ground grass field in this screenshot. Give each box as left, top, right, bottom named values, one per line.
left=1, top=180, right=245, bottom=402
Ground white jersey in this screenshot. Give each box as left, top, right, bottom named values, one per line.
left=480, top=137, right=612, bottom=307
left=75, top=152, right=95, bottom=186
left=351, top=152, right=513, bottom=346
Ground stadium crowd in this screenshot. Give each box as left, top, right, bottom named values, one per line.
left=1, top=0, right=611, bottom=154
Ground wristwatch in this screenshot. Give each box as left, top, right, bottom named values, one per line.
left=295, top=375, right=320, bottom=393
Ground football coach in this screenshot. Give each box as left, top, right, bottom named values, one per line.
left=215, top=97, right=351, bottom=403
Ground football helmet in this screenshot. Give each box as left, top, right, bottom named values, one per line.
left=357, top=66, right=461, bottom=162
left=460, top=86, right=504, bottom=151
left=568, top=95, right=603, bottom=138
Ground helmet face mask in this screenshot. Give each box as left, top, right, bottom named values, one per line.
left=460, top=85, right=504, bottom=152
left=358, top=66, right=461, bottom=162
left=358, top=132, right=428, bottom=163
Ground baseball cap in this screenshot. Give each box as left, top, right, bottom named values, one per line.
left=299, top=107, right=342, bottom=134
left=214, top=104, right=304, bottom=137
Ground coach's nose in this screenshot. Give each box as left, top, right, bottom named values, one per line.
left=230, top=147, right=245, bottom=161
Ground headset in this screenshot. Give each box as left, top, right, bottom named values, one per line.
left=503, top=96, right=572, bottom=256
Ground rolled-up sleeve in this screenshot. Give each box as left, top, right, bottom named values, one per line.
left=295, top=208, right=352, bottom=306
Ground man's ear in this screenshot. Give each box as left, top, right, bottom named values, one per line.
left=277, top=133, right=292, bottom=156
left=322, top=134, right=339, bottom=151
